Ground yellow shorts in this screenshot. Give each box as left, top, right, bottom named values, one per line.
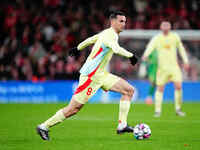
left=156, top=67, right=182, bottom=86
left=73, top=72, right=120, bottom=104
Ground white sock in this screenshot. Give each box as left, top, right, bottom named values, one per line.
left=118, top=100, right=131, bottom=129
left=155, top=90, right=163, bottom=113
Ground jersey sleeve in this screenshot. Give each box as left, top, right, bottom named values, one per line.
left=77, top=33, right=99, bottom=50
left=143, top=36, right=157, bottom=58
left=103, top=35, right=133, bottom=58
left=175, top=33, right=189, bottom=64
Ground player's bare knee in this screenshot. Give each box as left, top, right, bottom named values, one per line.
left=129, top=86, right=135, bottom=97
left=125, top=86, right=134, bottom=98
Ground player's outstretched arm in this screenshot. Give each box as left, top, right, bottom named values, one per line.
left=104, top=38, right=138, bottom=65
left=68, top=33, right=99, bottom=57
left=77, top=34, right=99, bottom=50
left=103, top=38, right=133, bottom=57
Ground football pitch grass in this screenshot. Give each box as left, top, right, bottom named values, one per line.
left=0, top=103, right=200, bottom=150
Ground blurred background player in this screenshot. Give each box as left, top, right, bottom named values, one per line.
left=139, top=50, right=158, bottom=105
left=142, top=21, right=189, bottom=117
left=36, top=11, right=138, bottom=140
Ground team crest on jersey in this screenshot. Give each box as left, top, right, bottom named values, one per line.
left=164, top=44, right=170, bottom=49
left=164, top=40, right=171, bottom=49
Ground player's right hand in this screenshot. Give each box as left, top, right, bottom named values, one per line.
left=69, top=47, right=80, bottom=57
left=129, top=55, right=138, bottom=66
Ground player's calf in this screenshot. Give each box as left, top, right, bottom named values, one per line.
left=62, top=99, right=84, bottom=118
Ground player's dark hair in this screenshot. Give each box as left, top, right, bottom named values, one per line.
left=109, top=11, right=125, bottom=20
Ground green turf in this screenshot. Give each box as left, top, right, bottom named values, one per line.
left=0, top=103, right=200, bottom=150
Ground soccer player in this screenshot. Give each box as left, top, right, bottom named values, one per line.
left=141, top=50, right=158, bottom=105
left=142, top=21, right=189, bottom=117
left=36, top=11, right=138, bottom=140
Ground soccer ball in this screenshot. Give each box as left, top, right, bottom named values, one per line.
left=133, top=123, right=151, bottom=140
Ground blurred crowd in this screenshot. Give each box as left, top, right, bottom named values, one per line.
left=0, top=0, right=200, bottom=81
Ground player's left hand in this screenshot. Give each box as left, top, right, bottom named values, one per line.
left=129, top=55, right=138, bottom=66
